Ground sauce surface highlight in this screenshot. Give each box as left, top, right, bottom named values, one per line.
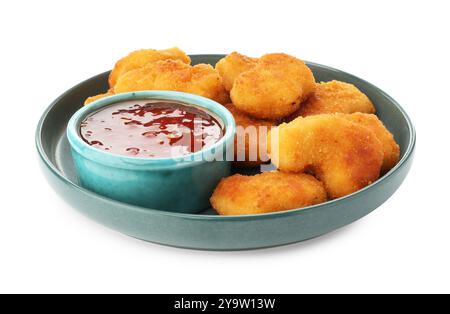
left=80, top=100, right=224, bottom=158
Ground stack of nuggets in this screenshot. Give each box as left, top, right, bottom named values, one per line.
left=84, top=47, right=229, bottom=105
left=211, top=52, right=400, bottom=215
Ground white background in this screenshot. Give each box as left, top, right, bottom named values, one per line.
left=1, top=0, right=449, bottom=294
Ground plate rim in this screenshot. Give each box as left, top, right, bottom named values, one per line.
left=35, top=56, right=416, bottom=221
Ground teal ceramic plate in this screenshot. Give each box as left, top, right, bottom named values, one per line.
left=36, top=55, right=416, bottom=251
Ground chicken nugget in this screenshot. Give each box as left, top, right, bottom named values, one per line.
left=342, top=113, right=400, bottom=173
left=258, top=53, right=316, bottom=99
left=224, top=103, right=276, bottom=167
left=215, top=52, right=258, bottom=92
left=187, top=63, right=230, bottom=104
left=84, top=90, right=114, bottom=105
left=108, top=47, right=191, bottom=87
left=268, top=114, right=384, bottom=199
left=289, top=80, right=375, bottom=120
left=210, top=171, right=327, bottom=215
left=114, top=60, right=229, bottom=104
left=231, top=53, right=316, bottom=120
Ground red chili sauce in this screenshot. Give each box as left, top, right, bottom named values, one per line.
left=80, top=100, right=225, bottom=158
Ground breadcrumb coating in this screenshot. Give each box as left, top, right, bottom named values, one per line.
left=342, top=113, right=400, bottom=173
left=113, top=60, right=229, bottom=104
left=269, top=114, right=384, bottom=199
left=108, top=47, right=191, bottom=87
left=289, top=80, right=375, bottom=119
left=215, top=52, right=258, bottom=92
left=215, top=52, right=316, bottom=120
left=210, top=171, right=327, bottom=215
left=224, top=103, right=276, bottom=167
left=84, top=90, right=114, bottom=105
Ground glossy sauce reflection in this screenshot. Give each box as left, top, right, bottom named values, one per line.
left=80, top=100, right=224, bottom=158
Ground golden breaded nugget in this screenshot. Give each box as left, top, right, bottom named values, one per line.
left=114, top=60, right=229, bottom=104
left=258, top=53, right=316, bottom=99
left=290, top=80, right=375, bottom=119
left=108, top=47, right=191, bottom=87
left=84, top=90, right=114, bottom=105
left=210, top=171, right=327, bottom=215
left=224, top=103, right=276, bottom=167
left=231, top=53, right=315, bottom=120
left=268, top=114, right=384, bottom=199
left=342, top=113, right=400, bottom=173
left=215, top=52, right=258, bottom=92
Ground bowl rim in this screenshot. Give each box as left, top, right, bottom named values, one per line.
left=66, top=90, right=236, bottom=170
left=36, top=58, right=416, bottom=221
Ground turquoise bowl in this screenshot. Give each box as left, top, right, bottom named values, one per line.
left=66, top=91, right=236, bottom=214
